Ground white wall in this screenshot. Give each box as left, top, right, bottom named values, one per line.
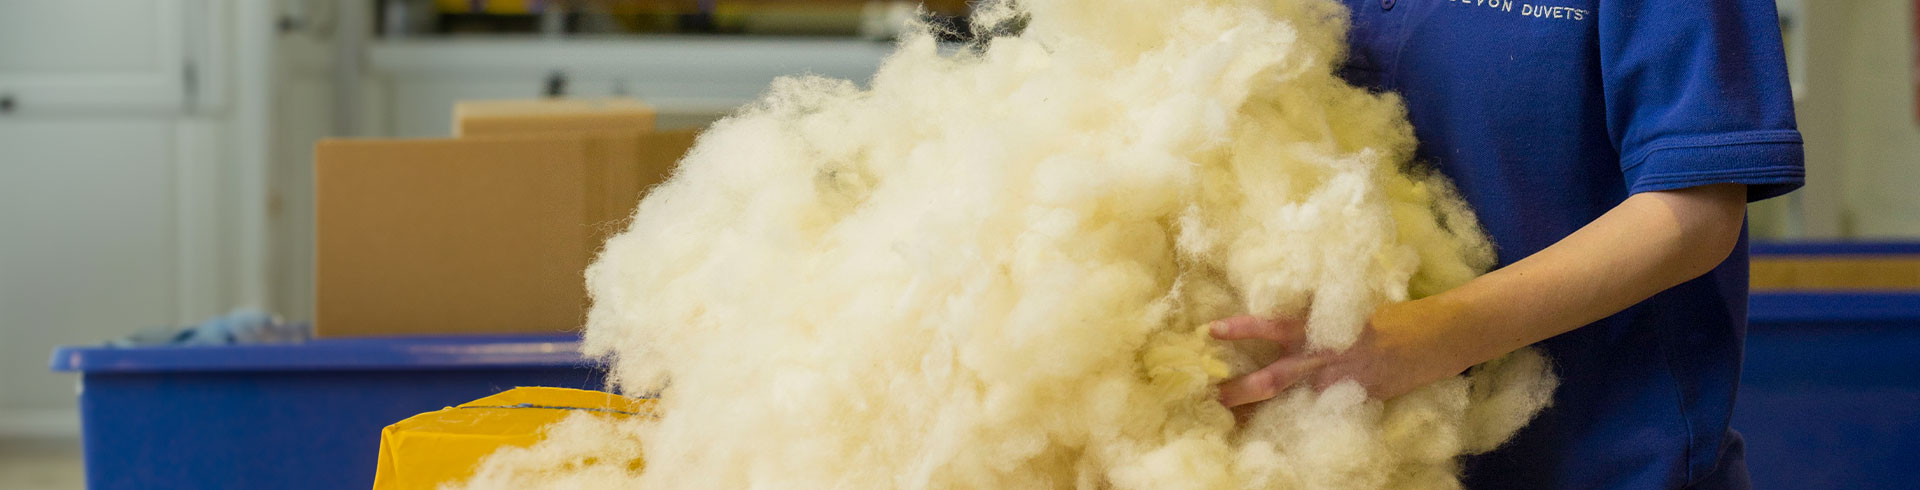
left=1775, top=0, right=1920, bottom=238
left=1833, top=0, right=1920, bottom=236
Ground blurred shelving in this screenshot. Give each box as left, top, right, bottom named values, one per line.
left=360, top=36, right=892, bottom=136
left=368, top=0, right=974, bottom=38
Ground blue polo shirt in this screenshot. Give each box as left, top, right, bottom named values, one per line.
left=1333, top=0, right=1804, bottom=488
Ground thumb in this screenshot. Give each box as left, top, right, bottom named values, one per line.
left=1217, top=355, right=1328, bottom=408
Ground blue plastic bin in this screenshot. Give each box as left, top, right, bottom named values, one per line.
left=1738, top=293, right=1920, bottom=489
left=49, top=334, right=604, bottom=490
left=46, top=293, right=1920, bottom=489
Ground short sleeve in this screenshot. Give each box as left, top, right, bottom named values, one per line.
left=1600, top=0, right=1805, bottom=202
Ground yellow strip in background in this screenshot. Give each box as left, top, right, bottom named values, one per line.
left=1750, top=256, right=1920, bottom=291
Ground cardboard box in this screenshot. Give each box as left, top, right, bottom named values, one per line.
left=454, top=98, right=656, bottom=137
left=314, top=130, right=698, bottom=337
left=373, top=387, right=653, bottom=489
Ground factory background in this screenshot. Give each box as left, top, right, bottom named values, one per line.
left=0, top=0, right=1914, bottom=488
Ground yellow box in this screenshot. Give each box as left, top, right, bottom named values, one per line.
left=373, top=387, right=653, bottom=490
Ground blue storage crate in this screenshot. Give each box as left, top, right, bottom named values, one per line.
left=45, top=291, right=1920, bottom=488
left=1738, top=292, right=1920, bottom=489
left=49, top=334, right=604, bottom=490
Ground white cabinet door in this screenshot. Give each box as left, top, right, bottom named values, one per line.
left=0, top=0, right=191, bottom=115
left=0, top=119, right=180, bottom=415
left=0, top=0, right=224, bottom=429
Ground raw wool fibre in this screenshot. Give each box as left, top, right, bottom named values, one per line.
left=461, top=0, right=1557, bottom=487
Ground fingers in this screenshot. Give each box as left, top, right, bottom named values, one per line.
left=1217, top=355, right=1328, bottom=408
left=1208, top=315, right=1306, bottom=344
left=1209, top=313, right=1317, bottom=409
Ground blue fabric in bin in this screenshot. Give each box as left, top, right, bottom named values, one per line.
left=50, top=335, right=604, bottom=490
left=108, top=309, right=310, bottom=348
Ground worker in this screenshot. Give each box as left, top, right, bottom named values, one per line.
left=1209, top=0, right=1802, bottom=488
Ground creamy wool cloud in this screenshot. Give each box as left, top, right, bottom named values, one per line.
left=461, top=0, right=1556, bottom=487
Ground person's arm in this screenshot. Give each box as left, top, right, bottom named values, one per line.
left=1214, top=183, right=1747, bottom=407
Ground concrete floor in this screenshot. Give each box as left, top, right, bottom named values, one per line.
left=0, top=438, right=85, bottom=490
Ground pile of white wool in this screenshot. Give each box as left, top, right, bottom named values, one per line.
left=462, top=0, right=1557, bottom=487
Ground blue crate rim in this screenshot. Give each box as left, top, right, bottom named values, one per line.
left=1749, top=292, right=1920, bottom=327
left=50, top=334, right=598, bottom=373
left=1750, top=240, right=1920, bottom=256
left=48, top=291, right=1920, bottom=374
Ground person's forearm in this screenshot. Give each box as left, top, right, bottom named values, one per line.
left=1407, top=184, right=1749, bottom=371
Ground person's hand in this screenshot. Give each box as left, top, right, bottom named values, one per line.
left=1211, top=299, right=1480, bottom=407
